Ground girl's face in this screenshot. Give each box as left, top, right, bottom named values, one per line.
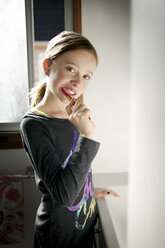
left=46, top=49, right=97, bottom=103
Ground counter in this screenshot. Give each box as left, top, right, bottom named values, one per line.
left=93, top=172, right=128, bottom=248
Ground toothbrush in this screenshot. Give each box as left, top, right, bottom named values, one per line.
left=61, top=87, right=91, bottom=120
left=61, top=87, right=72, bottom=101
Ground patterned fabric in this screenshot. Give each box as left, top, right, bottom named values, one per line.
left=61, top=130, right=78, bottom=169
left=68, top=169, right=96, bottom=230
left=61, top=130, right=96, bottom=230
left=0, top=176, right=24, bottom=245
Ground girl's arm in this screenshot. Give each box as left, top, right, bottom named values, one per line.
left=20, top=116, right=100, bottom=207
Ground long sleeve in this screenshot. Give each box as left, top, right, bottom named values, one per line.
left=20, top=115, right=100, bottom=207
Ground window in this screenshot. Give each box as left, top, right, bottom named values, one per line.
left=0, top=0, right=34, bottom=132
left=0, top=0, right=80, bottom=148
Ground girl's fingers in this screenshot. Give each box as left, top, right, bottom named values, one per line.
left=65, top=99, right=87, bottom=117
left=94, top=188, right=119, bottom=199
left=66, top=100, right=95, bottom=139
left=65, top=98, right=77, bottom=115
left=108, top=190, right=119, bottom=197
left=68, top=101, right=91, bottom=122
left=72, top=107, right=91, bottom=120
left=71, top=103, right=85, bottom=115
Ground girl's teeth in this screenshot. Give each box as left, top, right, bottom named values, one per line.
left=65, top=88, right=75, bottom=95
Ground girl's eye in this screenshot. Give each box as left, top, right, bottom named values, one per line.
left=67, top=67, right=75, bottom=73
left=84, top=75, right=90, bottom=80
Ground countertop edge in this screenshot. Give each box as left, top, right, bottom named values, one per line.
left=97, top=198, right=120, bottom=248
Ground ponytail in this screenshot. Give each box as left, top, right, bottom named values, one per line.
left=29, top=80, right=46, bottom=109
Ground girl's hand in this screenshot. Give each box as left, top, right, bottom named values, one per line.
left=65, top=99, right=96, bottom=140
left=94, top=188, right=119, bottom=199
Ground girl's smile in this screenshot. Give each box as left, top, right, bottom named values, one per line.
left=61, top=87, right=76, bottom=101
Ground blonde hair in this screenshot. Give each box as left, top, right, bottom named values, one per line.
left=29, top=31, right=98, bottom=108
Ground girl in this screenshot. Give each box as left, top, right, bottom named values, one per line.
left=20, top=31, right=118, bottom=248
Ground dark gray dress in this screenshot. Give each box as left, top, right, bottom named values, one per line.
left=20, top=112, right=100, bottom=248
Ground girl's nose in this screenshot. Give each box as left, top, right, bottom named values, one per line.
left=71, top=73, right=81, bottom=86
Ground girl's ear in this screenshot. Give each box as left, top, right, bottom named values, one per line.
left=43, top=59, right=51, bottom=76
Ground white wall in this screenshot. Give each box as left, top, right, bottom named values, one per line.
left=127, top=0, right=165, bottom=247
left=82, top=0, right=130, bottom=173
